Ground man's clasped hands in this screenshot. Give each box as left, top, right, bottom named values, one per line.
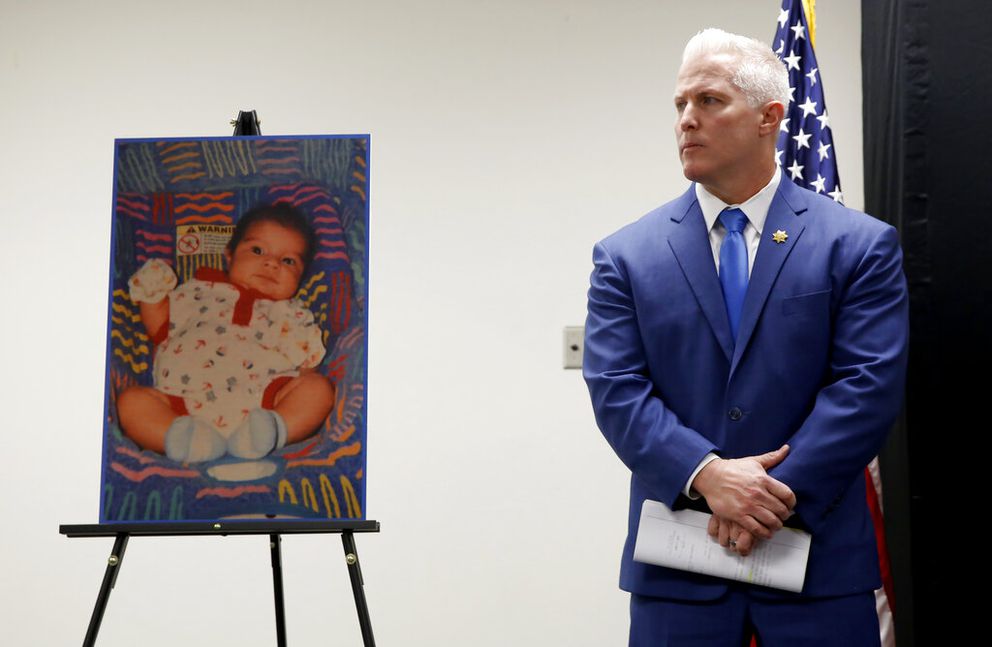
left=692, top=444, right=796, bottom=556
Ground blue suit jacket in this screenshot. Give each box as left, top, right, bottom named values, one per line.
left=583, top=179, right=908, bottom=600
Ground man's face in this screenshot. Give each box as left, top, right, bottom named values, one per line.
left=673, top=52, right=767, bottom=191
left=226, top=220, right=306, bottom=300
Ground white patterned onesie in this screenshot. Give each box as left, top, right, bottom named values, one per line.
left=139, top=265, right=325, bottom=437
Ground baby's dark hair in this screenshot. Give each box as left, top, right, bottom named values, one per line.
left=227, top=202, right=316, bottom=271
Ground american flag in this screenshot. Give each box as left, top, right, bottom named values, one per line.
left=773, top=0, right=844, bottom=203
left=771, top=4, right=896, bottom=646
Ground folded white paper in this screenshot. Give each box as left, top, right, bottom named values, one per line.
left=632, top=499, right=812, bottom=593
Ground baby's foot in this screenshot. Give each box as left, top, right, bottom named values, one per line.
left=164, top=416, right=226, bottom=463
left=227, top=409, right=287, bottom=460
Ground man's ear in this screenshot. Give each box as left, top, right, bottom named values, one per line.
left=759, top=101, right=786, bottom=136
left=223, top=248, right=232, bottom=269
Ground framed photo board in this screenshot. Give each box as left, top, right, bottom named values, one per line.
left=100, top=135, right=369, bottom=522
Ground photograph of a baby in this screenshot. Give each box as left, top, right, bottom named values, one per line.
left=101, top=135, right=369, bottom=523
left=118, top=204, right=336, bottom=463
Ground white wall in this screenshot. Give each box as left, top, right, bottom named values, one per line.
left=0, top=1, right=861, bottom=644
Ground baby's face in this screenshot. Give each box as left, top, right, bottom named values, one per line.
left=226, top=220, right=306, bottom=300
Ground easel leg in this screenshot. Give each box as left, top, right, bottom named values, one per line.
left=341, top=530, right=375, bottom=647
left=270, top=533, right=287, bottom=647
left=83, top=532, right=129, bottom=647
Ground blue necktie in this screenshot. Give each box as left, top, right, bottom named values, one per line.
left=718, top=208, right=749, bottom=342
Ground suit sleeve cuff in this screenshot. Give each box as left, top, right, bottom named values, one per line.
left=683, top=452, right=719, bottom=499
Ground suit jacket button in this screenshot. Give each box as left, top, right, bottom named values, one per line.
left=728, top=407, right=743, bottom=421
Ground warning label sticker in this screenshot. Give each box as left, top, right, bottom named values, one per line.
left=175, top=224, right=235, bottom=258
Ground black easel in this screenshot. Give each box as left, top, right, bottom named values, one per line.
left=60, top=520, right=379, bottom=646
left=63, top=111, right=378, bottom=646
left=232, top=109, right=261, bottom=136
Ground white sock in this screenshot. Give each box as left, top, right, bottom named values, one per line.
left=164, top=416, right=226, bottom=463
left=227, top=409, right=288, bottom=460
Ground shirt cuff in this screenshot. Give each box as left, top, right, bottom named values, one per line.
left=683, top=452, right=719, bottom=499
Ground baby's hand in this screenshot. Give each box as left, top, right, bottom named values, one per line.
left=129, top=258, right=178, bottom=304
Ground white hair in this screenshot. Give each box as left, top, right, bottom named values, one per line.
left=682, top=28, right=790, bottom=108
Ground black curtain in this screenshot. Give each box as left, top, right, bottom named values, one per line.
left=863, top=1, right=992, bottom=643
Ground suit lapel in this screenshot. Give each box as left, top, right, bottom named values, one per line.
left=667, top=189, right=735, bottom=362
left=730, top=180, right=808, bottom=374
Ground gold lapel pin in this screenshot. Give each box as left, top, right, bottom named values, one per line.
left=772, top=230, right=788, bottom=244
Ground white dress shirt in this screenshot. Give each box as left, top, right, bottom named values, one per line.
left=683, top=168, right=783, bottom=498
left=695, top=167, right=782, bottom=276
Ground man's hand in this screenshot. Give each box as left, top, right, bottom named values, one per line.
left=691, top=444, right=796, bottom=539
left=707, top=516, right=757, bottom=556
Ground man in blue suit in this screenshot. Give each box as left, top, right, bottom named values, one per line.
left=583, top=28, right=908, bottom=646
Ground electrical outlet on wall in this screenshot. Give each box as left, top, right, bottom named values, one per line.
left=563, top=326, right=584, bottom=369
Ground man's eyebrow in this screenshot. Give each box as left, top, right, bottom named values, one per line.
left=675, top=85, right=730, bottom=100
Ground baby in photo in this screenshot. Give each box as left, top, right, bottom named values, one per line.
left=118, top=203, right=336, bottom=463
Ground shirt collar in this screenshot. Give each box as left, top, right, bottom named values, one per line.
left=694, top=167, right=782, bottom=236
